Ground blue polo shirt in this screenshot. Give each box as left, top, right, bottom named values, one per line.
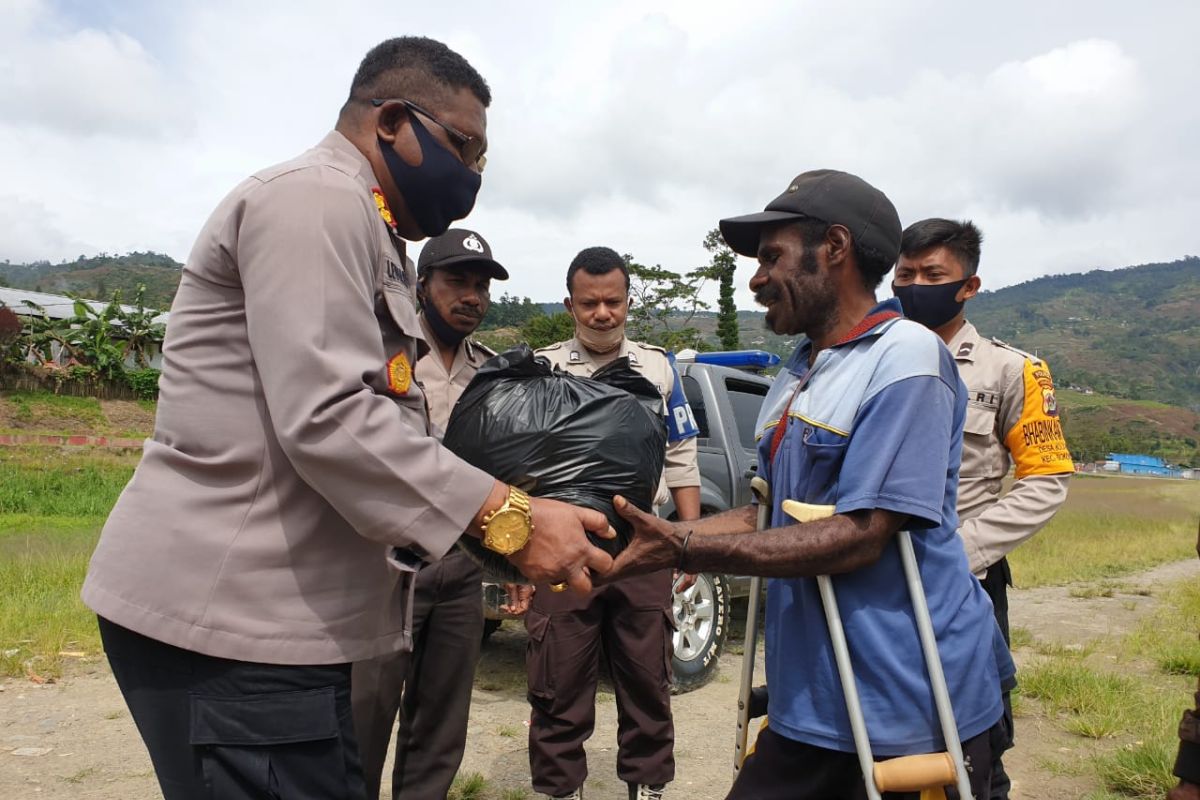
left=756, top=298, right=1010, bottom=756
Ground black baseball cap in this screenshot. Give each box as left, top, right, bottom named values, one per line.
left=719, top=169, right=901, bottom=261
left=417, top=228, right=509, bottom=281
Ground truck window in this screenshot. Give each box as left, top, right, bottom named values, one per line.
left=681, top=375, right=710, bottom=438
left=725, top=379, right=769, bottom=451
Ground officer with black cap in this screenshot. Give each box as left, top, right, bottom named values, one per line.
left=352, top=227, right=506, bottom=800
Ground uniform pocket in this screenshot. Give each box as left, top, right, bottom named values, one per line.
left=190, top=687, right=349, bottom=799
left=524, top=609, right=554, bottom=701
left=381, top=283, right=423, bottom=340
left=964, top=404, right=995, bottom=437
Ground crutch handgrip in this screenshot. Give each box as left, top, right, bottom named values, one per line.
left=780, top=499, right=836, bottom=523
left=873, top=752, right=957, bottom=792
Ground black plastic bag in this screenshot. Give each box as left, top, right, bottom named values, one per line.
left=443, top=344, right=666, bottom=582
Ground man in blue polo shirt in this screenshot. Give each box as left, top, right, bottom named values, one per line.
left=603, top=169, right=1012, bottom=799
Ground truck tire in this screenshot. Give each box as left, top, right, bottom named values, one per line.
left=671, top=572, right=730, bottom=694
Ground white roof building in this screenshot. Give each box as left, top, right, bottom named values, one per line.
left=0, top=286, right=169, bottom=325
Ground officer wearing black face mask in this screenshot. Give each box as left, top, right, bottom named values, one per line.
left=84, top=37, right=618, bottom=800
left=353, top=228, right=508, bottom=800
left=893, top=218, right=1074, bottom=800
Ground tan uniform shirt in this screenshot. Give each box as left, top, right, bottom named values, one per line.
left=536, top=337, right=701, bottom=507
left=416, top=315, right=494, bottom=433
left=82, top=131, right=494, bottom=665
left=950, top=321, right=1073, bottom=577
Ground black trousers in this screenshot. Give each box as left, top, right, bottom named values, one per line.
left=727, top=722, right=1000, bottom=800
left=351, top=549, right=483, bottom=800
left=980, top=558, right=1016, bottom=800
left=99, top=616, right=366, bottom=800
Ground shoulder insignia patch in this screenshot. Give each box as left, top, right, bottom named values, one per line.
left=387, top=352, right=412, bottom=395
left=990, top=337, right=1042, bottom=365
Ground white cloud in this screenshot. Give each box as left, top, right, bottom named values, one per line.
left=0, top=2, right=187, bottom=138
left=0, top=0, right=1196, bottom=309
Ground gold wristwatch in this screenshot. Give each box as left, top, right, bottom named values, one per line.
left=481, top=486, right=534, bottom=555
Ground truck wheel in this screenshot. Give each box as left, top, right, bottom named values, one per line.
left=482, top=618, right=502, bottom=641
left=671, top=572, right=730, bottom=694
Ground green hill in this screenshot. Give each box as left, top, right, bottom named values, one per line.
left=967, top=257, right=1199, bottom=410
left=1057, top=388, right=1199, bottom=466
left=0, top=252, right=182, bottom=310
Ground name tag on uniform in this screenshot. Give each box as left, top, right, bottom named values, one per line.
left=385, top=258, right=408, bottom=286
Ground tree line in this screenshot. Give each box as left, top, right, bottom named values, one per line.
left=476, top=228, right=741, bottom=353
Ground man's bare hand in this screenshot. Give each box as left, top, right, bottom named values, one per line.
left=1168, top=780, right=1200, bottom=800
left=506, top=497, right=615, bottom=594
left=593, top=495, right=685, bottom=586
left=501, top=583, right=535, bottom=615
left=673, top=571, right=698, bottom=593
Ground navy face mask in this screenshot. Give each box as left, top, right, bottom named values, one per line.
left=893, top=279, right=969, bottom=329
left=419, top=288, right=468, bottom=348
left=379, top=111, right=481, bottom=238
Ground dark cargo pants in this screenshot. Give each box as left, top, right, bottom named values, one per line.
left=525, top=568, right=675, bottom=797
left=726, top=721, right=1001, bottom=800
left=99, top=615, right=366, bottom=800
left=351, top=548, right=483, bottom=800
left=980, top=557, right=1017, bottom=800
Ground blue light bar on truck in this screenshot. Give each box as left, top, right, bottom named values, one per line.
left=692, top=350, right=780, bottom=370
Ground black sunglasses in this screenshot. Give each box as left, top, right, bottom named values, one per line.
left=370, top=98, right=487, bottom=172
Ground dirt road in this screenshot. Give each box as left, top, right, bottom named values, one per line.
left=3, top=558, right=1196, bottom=799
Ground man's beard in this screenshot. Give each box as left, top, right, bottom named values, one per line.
left=757, top=247, right=837, bottom=338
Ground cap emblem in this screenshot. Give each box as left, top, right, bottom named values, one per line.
left=462, top=234, right=485, bottom=254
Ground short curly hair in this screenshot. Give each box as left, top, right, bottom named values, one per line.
left=342, top=36, right=491, bottom=117
left=566, top=246, right=630, bottom=294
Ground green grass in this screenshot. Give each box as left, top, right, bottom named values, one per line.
left=1008, top=475, right=1199, bottom=587
left=0, top=447, right=137, bottom=516
left=1019, top=658, right=1185, bottom=796
left=1019, top=661, right=1140, bottom=738
left=0, top=447, right=136, bottom=677
left=0, top=515, right=104, bottom=677
left=1016, top=578, right=1199, bottom=797
left=5, top=390, right=107, bottom=431
left=1124, top=577, right=1200, bottom=677
left=448, top=772, right=489, bottom=800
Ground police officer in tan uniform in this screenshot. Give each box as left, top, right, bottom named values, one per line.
left=526, top=246, right=701, bottom=800
left=352, top=228, right=503, bottom=800
left=81, top=38, right=614, bottom=800
left=894, top=218, right=1073, bottom=800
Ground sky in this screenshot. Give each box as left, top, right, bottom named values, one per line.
left=1, top=0, right=1198, bottom=309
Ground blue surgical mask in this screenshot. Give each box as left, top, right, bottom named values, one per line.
left=893, top=279, right=969, bottom=329
left=379, top=111, right=481, bottom=238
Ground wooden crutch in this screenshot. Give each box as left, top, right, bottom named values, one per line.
left=732, top=476, right=771, bottom=774
left=781, top=499, right=975, bottom=800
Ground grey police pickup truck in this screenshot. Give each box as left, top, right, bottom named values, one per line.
left=481, top=350, right=777, bottom=693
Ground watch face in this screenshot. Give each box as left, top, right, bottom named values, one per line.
left=486, top=510, right=530, bottom=555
